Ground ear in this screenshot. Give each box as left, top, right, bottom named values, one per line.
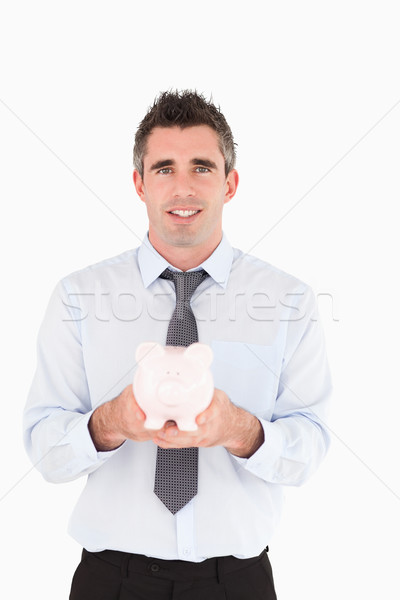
left=133, top=169, right=146, bottom=202
left=135, top=342, right=165, bottom=365
left=184, top=343, right=213, bottom=368
left=224, top=169, right=239, bottom=205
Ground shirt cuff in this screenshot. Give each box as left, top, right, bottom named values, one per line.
left=230, top=418, right=284, bottom=481
left=62, top=410, right=120, bottom=466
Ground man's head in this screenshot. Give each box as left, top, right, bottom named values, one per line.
left=133, top=91, right=239, bottom=270
left=133, top=90, right=236, bottom=179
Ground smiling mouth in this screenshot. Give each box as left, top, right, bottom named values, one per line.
left=169, top=210, right=200, bottom=218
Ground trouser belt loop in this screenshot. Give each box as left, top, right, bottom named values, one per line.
left=216, top=556, right=225, bottom=585
left=120, top=553, right=130, bottom=579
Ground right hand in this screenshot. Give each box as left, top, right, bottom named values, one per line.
left=89, top=384, right=158, bottom=451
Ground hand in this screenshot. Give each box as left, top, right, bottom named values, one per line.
left=89, top=384, right=161, bottom=451
left=153, top=388, right=264, bottom=458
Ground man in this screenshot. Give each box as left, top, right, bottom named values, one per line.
left=23, top=90, right=331, bottom=599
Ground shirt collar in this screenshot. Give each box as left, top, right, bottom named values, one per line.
left=138, top=232, right=233, bottom=289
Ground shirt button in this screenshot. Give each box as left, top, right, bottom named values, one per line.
left=150, top=563, right=160, bottom=573
left=183, top=547, right=191, bottom=557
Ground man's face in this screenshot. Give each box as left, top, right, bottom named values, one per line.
left=133, top=125, right=238, bottom=257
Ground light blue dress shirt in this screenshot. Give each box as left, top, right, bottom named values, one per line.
left=23, top=233, right=331, bottom=562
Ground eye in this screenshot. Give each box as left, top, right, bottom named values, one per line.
left=195, top=167, right=210, bottom=173
left=157, top=167, right=173, bottom=175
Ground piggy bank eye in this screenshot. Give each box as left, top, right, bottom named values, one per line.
left=176, top=371, right=180, bottom=376
left=166, top=370, right=170, bottom=375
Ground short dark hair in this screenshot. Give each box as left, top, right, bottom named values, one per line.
left=133, top=90, right=236, bottom=177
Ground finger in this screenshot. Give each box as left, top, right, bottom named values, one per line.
left=196, top=402, right=216, bottom=425
left=135, top=408, right=146, bottom=421
left=155, top=437, right=200, bottom=449
left=127, top=387, right=146, bottom=422
left=161, top=427, right=200, bottom=445
left=164, top=420, right=177, bottom=429
left=155, top=440, right=181, bottom=449
left=153, top=434, right=183, bottom=448
left=158, top=422, right=178, bottom=437
left=156, top=425, right=178, bottom=440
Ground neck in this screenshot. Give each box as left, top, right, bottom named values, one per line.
left=149, top=233, right=221, bottom=271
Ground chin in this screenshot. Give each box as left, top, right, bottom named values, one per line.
left=170, top=235, right=200, bottom=247
left=165, top=229, right=203, bottom=248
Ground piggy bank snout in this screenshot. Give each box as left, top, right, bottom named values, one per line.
left=157, top=380, right=185, bottom=406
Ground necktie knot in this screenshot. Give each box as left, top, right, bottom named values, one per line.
left=160, top=268, right=209, bottom=302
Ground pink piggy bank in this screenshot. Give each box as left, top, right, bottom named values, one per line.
left=133, top=342, right=214, bottom=431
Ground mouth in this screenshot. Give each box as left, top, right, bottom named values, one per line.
left=168, top=209, right=201, bottom=218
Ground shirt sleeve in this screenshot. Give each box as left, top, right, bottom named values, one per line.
left=231, top=286, right=332, bottom=486
left=23, top=280, right=119, bottom=483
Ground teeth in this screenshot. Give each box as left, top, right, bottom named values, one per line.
left=170, top=210, right=199, bottom=217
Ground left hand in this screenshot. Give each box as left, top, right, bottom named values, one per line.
left=153, top=388, right=264, bottom=458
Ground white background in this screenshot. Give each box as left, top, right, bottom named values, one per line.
left=1, top=1, right=399, bottom=598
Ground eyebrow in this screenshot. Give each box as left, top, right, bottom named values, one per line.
left=149, top=158, right=218, bottom=171
left=191, top=158, right=218, bottom=170
left=150, top=159, right=174, bottom=171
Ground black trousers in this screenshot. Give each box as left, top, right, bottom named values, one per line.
left=69, top=547, right=277, bottom=599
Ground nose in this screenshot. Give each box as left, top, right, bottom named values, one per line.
left=158, top=380, right=184, bottom=407
left=173, top=171, right=195, bottom=198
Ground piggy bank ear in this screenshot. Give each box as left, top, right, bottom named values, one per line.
left=135, top=342, right=165, bottom=365
left=184, top=343, right=213, bottom=368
